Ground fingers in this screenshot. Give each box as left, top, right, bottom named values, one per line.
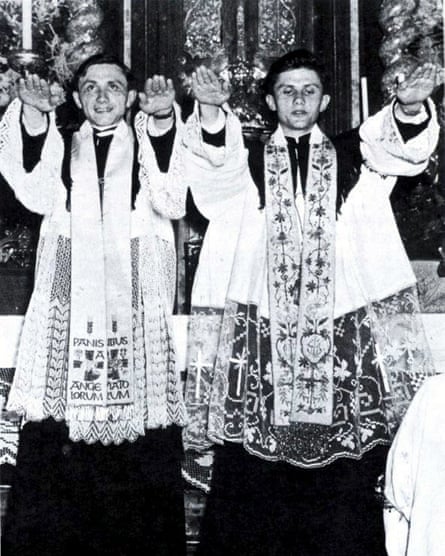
left=221, top=79, right=231, bottom=97
left=193, top=66, right=219, bottom=88
left=18, top=73, right=51, bottom=94
left=144, top=75, right=175, bottom=96
left=401, top=62, right=436, bottom=89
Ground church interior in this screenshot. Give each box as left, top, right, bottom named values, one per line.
left=0, top=0, right=443, bottom=552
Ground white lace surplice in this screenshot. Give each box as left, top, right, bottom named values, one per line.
left=0, top=99, right=187, bottom=445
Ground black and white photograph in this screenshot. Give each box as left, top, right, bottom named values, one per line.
left=0, top=0, right=443, bottom=554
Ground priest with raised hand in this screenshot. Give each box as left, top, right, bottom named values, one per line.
left=0, top=53, right=187, bottom=556
left=182, top=49, right=440, bottom=555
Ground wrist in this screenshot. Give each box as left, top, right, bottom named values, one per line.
left=22, top=104, right=47, bottom=132
left=199, top=105, right=225, bottom=134
left=152, top=109, right=174, bottom=120
left=396, top=100, right=423, bottom=116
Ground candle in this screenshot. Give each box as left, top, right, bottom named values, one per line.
left=123, top=0, right=131, bottom=67
left=22, top=0, right=32, bottom=50
left=360, top=76, right=369, bottom=121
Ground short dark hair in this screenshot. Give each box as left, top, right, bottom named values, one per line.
left=71, top=53, right=135, bottom=92
left=262, top=49, right=328, bottom=96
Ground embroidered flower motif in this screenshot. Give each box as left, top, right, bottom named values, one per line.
left=277, top=262, right=288, bottom=275
left=246, top=426, right=256, bottom=443
left=340, top=433, right=356, bottom=450
left=334, top=359, right=351, bottom=381
left=267, top=437, right=277, bottom=452
left=263, top=362, right=273, bottom=385
left=360, top=426, right=375, bottom=442
left=306, top=280, right=317, bottom=293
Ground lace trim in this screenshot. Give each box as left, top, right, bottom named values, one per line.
left=134, top=106, right=186, bottom=219
left=7, top=235, right=186, bottom=444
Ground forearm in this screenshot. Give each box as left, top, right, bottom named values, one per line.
left=0, top=99, right=61, bottom=215
left=22, top=104, right=48, bottom=134
left=393, top=100, right=430, bottom=142
left=150, top=109, right=175, bottom=133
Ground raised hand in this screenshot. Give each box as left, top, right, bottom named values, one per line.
left=139, top=75, right=175, bottom=116
left=396, top=63, right=438, bottom=110
left=191, top=66, right=231, bottom=106
left=17, top=74, right=65, bottom=112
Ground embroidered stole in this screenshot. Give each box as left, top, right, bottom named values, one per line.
left=265, top=128, right=337, bottom=426
left=67, top=121, right=134, bottom=424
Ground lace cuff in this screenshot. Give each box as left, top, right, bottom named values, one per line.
left=134, top=105, right=186, bottom=219
left=0, top=99, right=63, bottom=215
left=360, top=98, right=439, bottom=177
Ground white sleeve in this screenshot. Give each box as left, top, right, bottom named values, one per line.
left=0, top=99, right=64, bottom=215
left=360, top=98, right=439, bottom=178
left=134, top=105, right=186, bottom=220
left=181, top=103, right=255, bottom=221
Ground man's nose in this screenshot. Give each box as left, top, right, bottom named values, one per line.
left=96, top=88, right=109, bottom=101
left=292, top=92, right=305, bottom=104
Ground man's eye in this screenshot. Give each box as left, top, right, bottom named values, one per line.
left=304, top=88, right=316, bottom=95
left=281, top=88, right=294, bottom=96
left=83, top=84, right=95, bottom=93
left=110, top=83, right=126, bottom=92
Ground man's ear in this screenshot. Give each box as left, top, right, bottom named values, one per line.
left=72, top=91, right=82, bottom=110
left=126, top=89, right=137, bottom=109
left=265, top=93, right=277, bottom=112
left=319, top=94, right=330, bottom=113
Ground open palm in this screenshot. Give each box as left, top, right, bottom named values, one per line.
left=396, top=63, right=438, bottom=106
left=18, top=74, right=65, bottom=112
left=191, top=66, right=231, bottom=106
left=139, top=75, right=175, bottom=115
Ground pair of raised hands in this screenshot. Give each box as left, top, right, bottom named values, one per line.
left=15, top=61, right=440, bottom=116
left=16, top=66, right=230, bottom=115
left=139, top=67, right=230, bottom=115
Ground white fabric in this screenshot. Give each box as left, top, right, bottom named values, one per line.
left=181, top=99, right=439, bottom=321
left=393, top=102, right=428, bottom=124
left=360, top=98, right=439, bottom=177
left=384, top=373, right=445, bottom=556
left=0, top=99, right=187, bottom=443
left=262, top=125, right=337, bottom=426
left=182, top=104, right=255, bottom=309
left=200, top=106, right=226, bottom=134
left=135, top=101, right=186, bottom=244
left=67, top=120, right=134, bottom=413
left=334, top=98, right=439, bottom=317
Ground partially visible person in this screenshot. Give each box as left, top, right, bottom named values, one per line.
left=0, top=54, right=187, bottom=556
left=180, top=67, right=257, bottom=458
left=384, top=373, right=445, bottom=556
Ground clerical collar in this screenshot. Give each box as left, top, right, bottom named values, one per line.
left=285, top=132, right=311, bottom=146
left=92, top=125, right=118, bottom=138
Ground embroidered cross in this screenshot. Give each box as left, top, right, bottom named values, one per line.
left=298, top=371, right=326, bottom=412
left=190, top=349, right=212, bottom=401
left=229, top=347, right=248, bottom=397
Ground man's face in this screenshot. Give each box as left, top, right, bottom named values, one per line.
left=73, top=63, right=136, bottom=128
left=266, top=68, right=330, bottom=137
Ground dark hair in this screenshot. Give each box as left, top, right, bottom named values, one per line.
left=71, top=53, right=135, bottom=92
left=262, top=49, right=328, bottom=96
